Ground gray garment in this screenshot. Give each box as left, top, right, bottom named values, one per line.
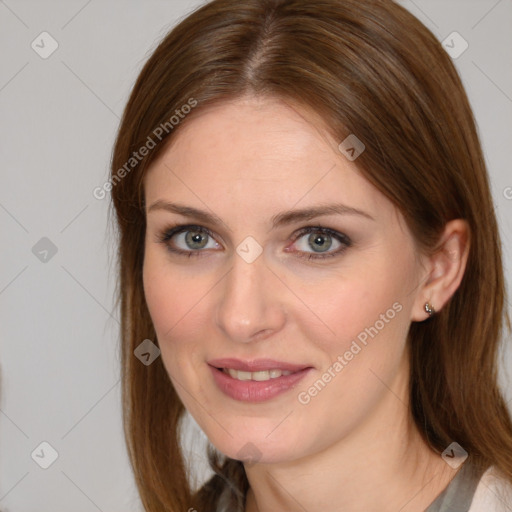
left=425, top=462, right=486, bottom=512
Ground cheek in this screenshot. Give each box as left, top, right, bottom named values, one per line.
left=142, top=247, right=219, bottom=380
left=291, top=253, right=417, bottom=421
left=295, top=259, right=413, bottom=356
left=143, top=250, right=197, bottom=345
left=143, top=243, right=202, bottom=326
left=291, top=274, right=412, bottom=440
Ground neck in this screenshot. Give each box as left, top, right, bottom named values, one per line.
left=243, top=365, right=457, bottom=512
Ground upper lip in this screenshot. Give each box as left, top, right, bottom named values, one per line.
left=208, top=358, right=311, bottom=372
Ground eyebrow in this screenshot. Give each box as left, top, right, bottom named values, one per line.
left=147, top=200, right=375, bottom=228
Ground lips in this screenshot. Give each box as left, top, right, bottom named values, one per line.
left=208, top=358, right=312, bottom=402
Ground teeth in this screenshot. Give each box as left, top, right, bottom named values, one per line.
left=253, top=371, right=272, bottom=381
left=224, top=368, right=293, bottom=381
left=235, top=370, right=252, bottom=381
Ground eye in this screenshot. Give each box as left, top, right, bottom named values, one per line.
left=288, top=227, right=351, bottom=260
left=158, top=225, right=221, bottom=256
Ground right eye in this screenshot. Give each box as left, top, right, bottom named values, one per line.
left=158, top=225, right=222, bottom=256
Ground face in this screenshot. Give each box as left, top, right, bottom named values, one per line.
left=143, top=96, right=425, bottom=465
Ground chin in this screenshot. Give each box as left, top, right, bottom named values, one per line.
left=203, top=420, right=308, bottom=466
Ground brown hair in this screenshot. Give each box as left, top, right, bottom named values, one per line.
left=110, top=0, right=512, bottom=510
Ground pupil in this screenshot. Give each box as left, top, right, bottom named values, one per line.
left=308, top=233, right=332, bottom=252
left=186, top=231, right=208, bottom=249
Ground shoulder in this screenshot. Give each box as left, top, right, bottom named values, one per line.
left=469, top=466, right=512, bottom=512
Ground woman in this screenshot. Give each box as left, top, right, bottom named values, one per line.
left=110, top=0, right=512, bottom=510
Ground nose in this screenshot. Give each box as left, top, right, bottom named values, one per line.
left=215, top=251, right=287, bottom=343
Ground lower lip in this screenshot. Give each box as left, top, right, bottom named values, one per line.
left=209, top=366, right=311, bottom=403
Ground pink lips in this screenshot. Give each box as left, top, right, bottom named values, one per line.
left=208, top=358, right=312, bottom=403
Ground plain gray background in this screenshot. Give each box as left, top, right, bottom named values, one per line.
left=1, top=1, right=511, bottom=510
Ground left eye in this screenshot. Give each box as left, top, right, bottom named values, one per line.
left=172, top=228, right=220, bottom=251
left=290, top=228, right=350, bottom=258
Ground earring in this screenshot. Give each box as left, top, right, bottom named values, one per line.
left=424, top=302, right=436, bottom=317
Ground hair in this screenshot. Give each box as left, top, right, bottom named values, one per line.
left=109, top=0, right=512, bottom=510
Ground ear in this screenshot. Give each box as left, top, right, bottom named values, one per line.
left=411, top=219, right=470, bottom=321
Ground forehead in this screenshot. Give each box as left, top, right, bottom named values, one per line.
left=143, top=96, right=392, bottom=220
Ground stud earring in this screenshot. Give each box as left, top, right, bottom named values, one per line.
left=424, top=302, right=436, bottom=317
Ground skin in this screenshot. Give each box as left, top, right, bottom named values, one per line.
left=142, top=95, right=470, bottom=511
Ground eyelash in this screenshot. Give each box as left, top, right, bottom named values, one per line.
left=156, top=224, right=352, bottom=261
